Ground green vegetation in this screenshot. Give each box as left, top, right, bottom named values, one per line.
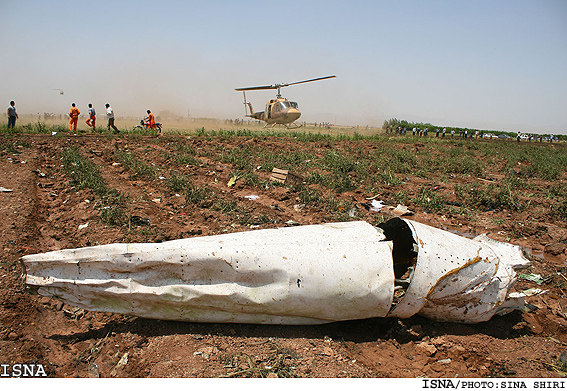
left=187, top=127, right=566, bottom=221
left=4, top=121, right=566, bottom=226
left=165, top=171, right=213, bottom=207
left=0, top=139, right=30, bottom=155
left=412, top=187, right=444, bottom=211
left=454, top=181, right=523, bottom=212
left=61, top=147, right=128, bottom=225
left=114, top=150, right=158, bottom=180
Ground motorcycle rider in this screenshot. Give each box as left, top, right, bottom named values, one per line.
left=145, top=109, right=156, bottom=130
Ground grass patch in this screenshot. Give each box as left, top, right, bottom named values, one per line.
left=114, top=150, right=158, bottom=180
left=0, top=139, right=31, bottom=155
left=549, top=199, right=567, bottom=220
left=220, top=147, right=254, bottom=171
left=412, top=187, right=444, bottom=211
left=391, top=190, right=409, bottom=205
left=61, top=146, right=128, bottom=225
left=378, top=171, right=403, bottom=186
left=165, top=171, right=214, bottom=208
left=454, top=182, right=523, bottom=211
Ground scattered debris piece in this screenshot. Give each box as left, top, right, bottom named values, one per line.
left=130, top=216, right=150, bottom=226
left=367, top=201, right=413, bottom=216
left=559, top=351, right=567, bottom=372
left=0, top=187, right=13, bottom=192
left=88, top=363, right=100, bottom=378
left=244, top=195, right=259, bottom=200
left=522, top=303, right=539, bottom=313
left=520, top=288, right=548, bottom=296
left=519, top=273, right=544, bottom=285
left=89, top=150, right=103, bottom=157
left=389, top=204, right=414, bottom=216
left=63, top=306, right=85, bottom=320
left=227, top=175, right=238, bottom=187
left=110, top=353, right=129, bottom=377
left=370, top=200, right=385, bottom=212
left=285, top=220, right=299, bottom=226
left=347, top=207, right=357, bottom=217
left=33, top=169, right=46, bottom=178
left=78, top=223, right=89, bottom=230
left=270, top=168, right=303, bottom=186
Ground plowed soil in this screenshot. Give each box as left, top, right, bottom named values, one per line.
left=1, top=132, right=566, bottom=378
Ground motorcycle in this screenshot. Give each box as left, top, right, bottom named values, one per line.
left=133, top=118, right=162, bottom=133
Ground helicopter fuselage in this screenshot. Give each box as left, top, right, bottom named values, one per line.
left=244, top=98, right=301, bottom=125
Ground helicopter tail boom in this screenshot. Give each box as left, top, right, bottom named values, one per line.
left=241, top=91, right=255, bottom=116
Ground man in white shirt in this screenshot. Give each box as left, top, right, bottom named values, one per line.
left=7, top=101, right=18, bottom=128
left=105, top=103, right=119, bottom=133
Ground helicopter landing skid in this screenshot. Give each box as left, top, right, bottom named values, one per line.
left=263, top=122, right=303, bottom=130
left=263, top=123, right=303, bottom=130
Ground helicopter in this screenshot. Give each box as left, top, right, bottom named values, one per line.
left=235, top=75, right=335, bottom=128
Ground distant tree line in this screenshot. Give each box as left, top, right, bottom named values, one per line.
left=382, top=118, right=565, bottom=141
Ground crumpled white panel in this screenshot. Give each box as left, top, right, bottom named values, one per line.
left=388, top=219, right=530, bottom=323
left=23, top=221, right=395, bottom=325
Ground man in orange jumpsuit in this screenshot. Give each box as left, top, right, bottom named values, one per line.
left=146, top=110, right=155, bottom=129
left=69, top=103, right=80, bottom=131
left=85, top=103, right=96, bottom=129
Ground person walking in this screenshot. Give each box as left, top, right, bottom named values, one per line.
left=7, top=101, right=18, bottom=128
left=69, top=103, right=80, bottom=131
left=85, top=103, right=96, bottom=129
left=105, top=103, right=119, bottom=133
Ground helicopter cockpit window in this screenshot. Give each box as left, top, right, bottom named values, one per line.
left=279, top=101, right=298, bottom=110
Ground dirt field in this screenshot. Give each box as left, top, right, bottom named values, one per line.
left=1, top=128, right=566, bottom=378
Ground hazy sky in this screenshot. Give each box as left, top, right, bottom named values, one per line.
left=1, top=0, right=566, bottom=133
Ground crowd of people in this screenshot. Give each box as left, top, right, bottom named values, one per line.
left=385, top=125, right=558, bottom=142
left=386, top=125, right=479, bottom=138
left=5, top=101, right=158, bottom=134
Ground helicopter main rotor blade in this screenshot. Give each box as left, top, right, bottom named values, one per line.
left=235, top=85, right=277, bottom=91
left=235, top=75, right=336, bottom=91
left=283, top=75, right=336, bottom=88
